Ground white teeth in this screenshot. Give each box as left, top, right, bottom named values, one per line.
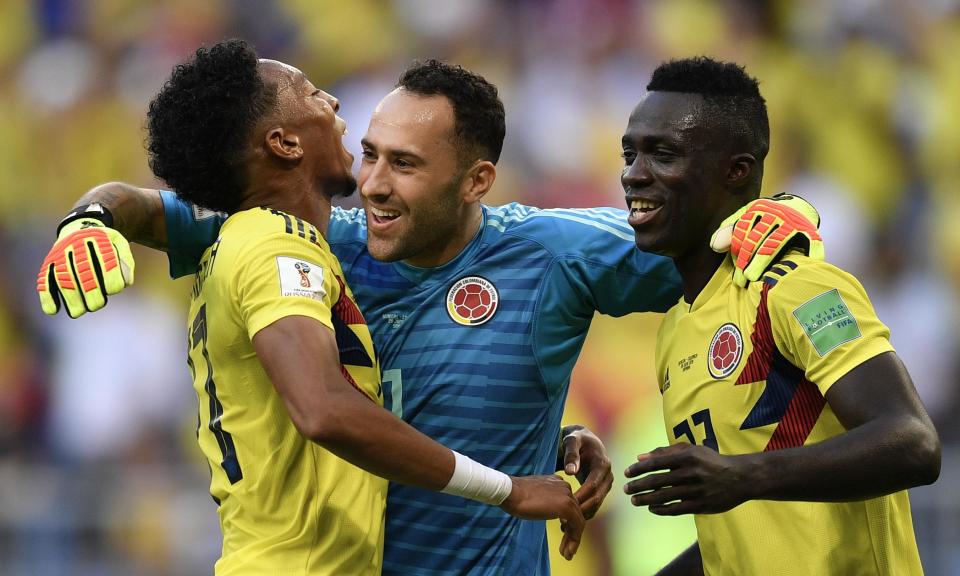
left=630, top=199, right=660, bottom=211
left=371, top=207, right=400, bottom=218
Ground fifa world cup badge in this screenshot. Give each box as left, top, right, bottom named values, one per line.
left=446, top=276, right=499, bottom=326
left=295, top=262, right=311, bottom=287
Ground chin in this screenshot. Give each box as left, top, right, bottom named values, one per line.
left=632, top=232, right=673, bottom=256
left=323, top=175, right=357, bottom=198
left=366, top=237, right=403, bottom=263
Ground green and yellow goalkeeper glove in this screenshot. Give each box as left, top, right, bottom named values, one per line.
left=711, top=193, right=824, bottom=288
left=37, top=203, right=135, bottom=318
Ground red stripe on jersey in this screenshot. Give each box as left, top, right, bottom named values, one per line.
left=332, top=275, right=366, bottom=325
left=764, top=379, right=826, bottom=451
left=736, top=282, right=774, bottom=385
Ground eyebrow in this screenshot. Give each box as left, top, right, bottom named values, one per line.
left=361, top=138, right=425, bottom=161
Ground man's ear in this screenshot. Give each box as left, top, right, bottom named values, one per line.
left=461, top=160, right=497, bottom=204
left=265, top=127, right=303, bottom=161
left=727, top=153, right=757, bottom=192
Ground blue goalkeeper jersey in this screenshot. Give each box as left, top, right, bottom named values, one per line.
left=162, top=193, right=681, bottom=575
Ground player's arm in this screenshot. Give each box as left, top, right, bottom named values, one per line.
left=557, top=424, right=613, bottom=519
left=624, top=351, right=940, bottom=514
left=37, top=183, right=170, bottom=317
left=71, top=182, right=169, bottom=250
left=656, top=543, right=703, bottom=576
left=737, top=351, right=940, bottom=502
left=253, top=315, right=585, bottom=559
left=624, top=265, right=940, bottom=513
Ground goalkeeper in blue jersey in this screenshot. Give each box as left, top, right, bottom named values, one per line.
left=38, top=59, right=821, bottom=575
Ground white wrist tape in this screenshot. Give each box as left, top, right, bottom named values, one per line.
left=441, top=450, right=513, bottom=505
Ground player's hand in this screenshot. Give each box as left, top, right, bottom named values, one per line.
left=500, top=475, right=585, bottom=560
left=560, top=425, right=613, bottom=519
left=623, top=444, right=749, bottom=516
left=710, top=193, right=824, bottom=287
left=37, top=217, right=135, bottom=318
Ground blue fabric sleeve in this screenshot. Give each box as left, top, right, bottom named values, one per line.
left=515, top=206, right=682, bottom=391
left=161, top=190, right=226, bottom=278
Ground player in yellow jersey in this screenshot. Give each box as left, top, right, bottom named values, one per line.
left=128, top=39, right=586, bottom=575
left=619, top=57, right=940, bottom=575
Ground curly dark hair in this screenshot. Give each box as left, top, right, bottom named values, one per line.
left=397, top=59, right=505, bottom=165
left=146, top=39, right=275, bottom=213
left=647, top=56, right=769, bottom=161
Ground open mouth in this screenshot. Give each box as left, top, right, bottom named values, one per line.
left=627, top=198, right=663, bottom=227
left=369, top=206, right=401, bottom=227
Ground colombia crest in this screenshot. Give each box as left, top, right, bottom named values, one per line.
left=708, top=323, right=743, bottom=379
left=446, top=276, right=498, bottom=326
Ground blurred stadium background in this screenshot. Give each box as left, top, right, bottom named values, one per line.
left=2, top=0, right=959, bottom=574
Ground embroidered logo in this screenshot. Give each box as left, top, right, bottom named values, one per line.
left=446, top=276, right=498, bottom=326
left=708, top=323, right=743, bottom=379
left=277, top=257, right=325, bottom=300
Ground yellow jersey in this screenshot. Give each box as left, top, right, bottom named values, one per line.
left=656, top=254, right=922, bottom=576
left=187, top=207, right=387, bottom=575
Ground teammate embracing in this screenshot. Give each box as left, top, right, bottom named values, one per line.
left=38, top=55, right=822, bottom=574
left=621, top=57, right=940, bottom=576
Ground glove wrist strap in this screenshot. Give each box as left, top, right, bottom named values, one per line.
left=57, top=203, right=115, bottom=236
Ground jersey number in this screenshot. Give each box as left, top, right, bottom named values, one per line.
left=672, top=409, right=718, bottom=451
left=382, top=369, right=403, bottom=418
left=190, top=304, right=243, bottom=484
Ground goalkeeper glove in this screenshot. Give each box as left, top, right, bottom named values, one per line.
left=710, top=193, right=824, bottom=288
left=37, top=203, right=135, bottom=318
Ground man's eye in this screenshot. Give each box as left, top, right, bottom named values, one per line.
left=621, top=150, right=637, bottom=164
left=653, top=148, right=675, bottom=158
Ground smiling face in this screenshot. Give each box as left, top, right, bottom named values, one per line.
left=621, top=91, right=747, bottom=259
left=259, top=59, right=356, bottom=197
left=358, top=88, right=474, bottom=266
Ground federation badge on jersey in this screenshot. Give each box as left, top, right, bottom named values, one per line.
left=446, top=276, right=498, bottom=326
left=708, top=323, right=743, bottom=379
left=277, top=256, right=326, bottom=300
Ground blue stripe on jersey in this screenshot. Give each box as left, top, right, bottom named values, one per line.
left=163, top=197, right=682, bottom=575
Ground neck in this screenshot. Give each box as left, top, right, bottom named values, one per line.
left=235, top=178, right=332, bottom=236
left=673, top=242, right=726, bottom=305
left=402, top=204, right=483, bottom=268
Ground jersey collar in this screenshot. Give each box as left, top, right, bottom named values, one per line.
left=689, top=256, right=735, bottom=313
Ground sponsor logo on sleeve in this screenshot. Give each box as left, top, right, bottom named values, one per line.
left=446, top=276, right=498, bottom=326
left=708, top=323, right=743, bottom=379
left=276, top=256, right=326, bottom=300
left=792, top=289, right=861, bottom=356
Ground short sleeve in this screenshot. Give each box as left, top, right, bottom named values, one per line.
left=233, top=232, right=339, bottom=340
left=769, top=261, right=894, bottom=395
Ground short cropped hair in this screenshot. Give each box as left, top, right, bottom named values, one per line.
left=397, top=59, right=506, bottom=165
left=146, top=39, right=275, bottom=213
left=647, top=56, right=769, bottom=161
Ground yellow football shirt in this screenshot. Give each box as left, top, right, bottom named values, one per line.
left=656, top=254, right=922, bottom=576
left=187, top=207, right=387, bottom=575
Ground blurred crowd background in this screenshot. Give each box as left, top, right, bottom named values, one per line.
left=2, top=0, right=959, bottom=574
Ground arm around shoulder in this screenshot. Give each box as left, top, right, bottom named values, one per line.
left=76, top=182, right=168, bottom=250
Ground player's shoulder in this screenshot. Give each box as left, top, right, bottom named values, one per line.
left=484, top=202, right=633, bottom=247
left=218, top=207, right=330, bottom=259
left=761, top=253, right=870, bottom=312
